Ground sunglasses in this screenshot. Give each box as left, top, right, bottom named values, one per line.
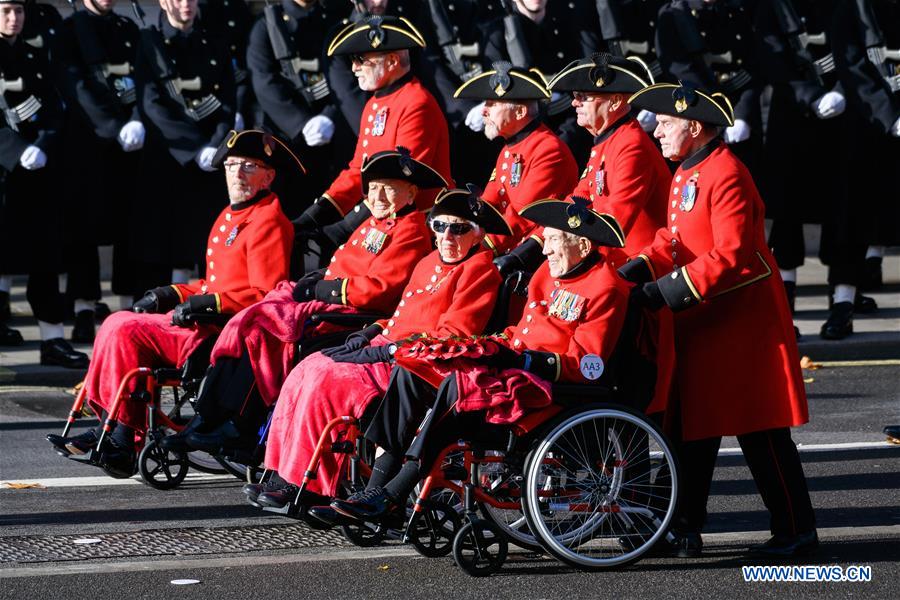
left=350, top=54, right=383, bottom=66
left=431, top=220, right=474, bottom=235
left=572, top=91, right=601, bottom=103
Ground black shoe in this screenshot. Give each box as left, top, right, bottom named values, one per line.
left=861, top=257, right=883, bottom=291
left=854, top=293, right=877, bottom=314
left=656, top=531, right=703, bottom=558
left=71, top=310, right=96, bottom=344
left=187, top=420, right=242, bottom=453
left=257, top=484, right=300, bottom=509
left=160, top=415, right=205, bottom=452
left=40, top=338, right=90, bottom=369
left=0, top=323, right=23, bottom=346
left=48, top=429, right=99, bottom=456
left=820, top=302, right=853, bottom=340
left=94, top=302, right=112, bottom=322
left=243, top=474, right=288, bottom=503
left=330, top=486, right=401, bottom=521
left=748, top=530, right=819, bottom=558
left=99, top=443, right=136, bottom=478
left=884, top=425, right=900, bottom=444
left=306, top=505, right=353, bottom=527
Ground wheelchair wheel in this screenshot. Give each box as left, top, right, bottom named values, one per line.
left=522, top=404, right=678, bottom=570
left=186, top=451, right=228, bottom=475
left=452, top=521, right=508, bottom=577
left=341, top=521, right=388, bottom=547
left=476, top=451, right=541, bottom=552
left=138, top=438, right=190, bottom=490
left=407, top=500, right=461, bottom=558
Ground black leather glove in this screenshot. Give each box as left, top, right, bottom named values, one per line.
left=327, top=344, right=393, bottom=364
left=493, top=252, right=525, bottom=278
left=493, top=238, right=544, bottom=277
left=617, top=258, right=653, bottom=284
left=480, top=343, right=525, bottom=370
left=294, top=197, right=342, bottom=231
left=171, top=295, right=218, bottom=327
left=292, top=271, right=326, bottom=302
left=321, top=324, right=382, bottom=357
left=133, top=286, right=181, bottom=314
left=629, top=281, right=666, bottom=311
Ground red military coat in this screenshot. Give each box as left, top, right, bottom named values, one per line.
left=324, top=207, right=432, bottom=313
left=322, top=74, right=452, bottom=214
left=501, top=254, right=630, bottom=383
left=635, top=142, right=807, bottom=441
left=482, top=122, right=578, bottom=254
left=377, top=248, right=503, bottom=341
left=568, top=118, right=670, bottom=257
left=171, top=193, right=293, bottom=313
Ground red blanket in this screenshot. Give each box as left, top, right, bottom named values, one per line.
left=210, top=281, right=359, bottom=406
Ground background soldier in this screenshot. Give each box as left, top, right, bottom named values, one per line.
left=22, top=0, right=61, bottom=51
left=198, top=0, right=255, bottom=128
left=130, top=0, right=237, bottom=294
left=0, top=0, right=89, bottom=367
left=55, top=0, right=142, bottom=343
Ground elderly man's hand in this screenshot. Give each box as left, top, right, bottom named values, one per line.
left=170, top=301, right=196, bottom=327
left=132, top=286, right=181, bottom=314
left=292, top=271, right=325, bottom=302
left=327, top=344, right=393, bottom=364
left=629, top=281, right=666, bottom=311
left=480, top=343, right=525, bottom=370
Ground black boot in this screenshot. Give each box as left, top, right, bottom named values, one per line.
left=820, top=302, right=853, bottom=340
left=71, top=310, right=96, bottom=343
left=160, top=414, right=206, bottom=452
left=40, top=338, right=90, bottom=369
left=0, top=323, right=24, bottom=346
left=187, top=420, right=244, bottom=453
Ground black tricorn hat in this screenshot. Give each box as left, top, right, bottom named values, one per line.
left=454, top=61, right=550, bottom=101
left=327, top=15, right=426, bottom=56
left=213, top=129, right=306, bottom=174
left=430, top=185, right=512, bottom=236
left=520, top=197, right=625, bottom=248
left=628, top=82, right=734, bottom=126
left=360, top=146, right=449, bottom=190
left=548, top=53, right=653, bottom=95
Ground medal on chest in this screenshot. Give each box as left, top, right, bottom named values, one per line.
left=372, top=107, right=389, bottom=136
left=510, top=154, right=523, bottom=187
left=547, top=287, right=586, bottom=322
left=680, top=171, right=699, bottom=212
left=595, top=157, right=606, bottom=195
left=361, top=227, right=389, bottom=254
left=225, top=222, right=246, bottom=247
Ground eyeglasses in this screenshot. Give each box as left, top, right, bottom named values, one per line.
left=350, top=54, right=384, bottom=67
left=572, top=91, right=601, bottom=103
left=223, top=160, right=263, bottom=174
left=431, top=220, right=474, bottom=235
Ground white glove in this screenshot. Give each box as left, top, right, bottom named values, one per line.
left=813, top=91, right=846, bottom=119
left=195, top=146, right=218, bottom=172
left=465, top=101, right=486, bottom=132
left=891, top=116, right=900, bottom=138
left=724, top=119, right=751, bottom=144
left=234, top=112, right=245, bottom=131
left=19, top=145, right=47, bottom=170
left=117, top=120, right=145, bottom=152
left=636, top=109, right=657, bottom=132
left=302, top=114, right=335, bottom=147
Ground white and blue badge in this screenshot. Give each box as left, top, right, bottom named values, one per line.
left=579, top=354, right=604, bottom=380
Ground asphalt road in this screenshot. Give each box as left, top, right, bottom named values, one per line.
left=1, top=363, right=898, bottom=599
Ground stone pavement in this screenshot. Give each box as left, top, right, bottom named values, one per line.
left=1, top=254, right=898, bottom=386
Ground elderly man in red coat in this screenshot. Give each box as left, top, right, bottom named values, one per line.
left=242, top=189, right=512, bottom=513
left=312, top=200, right=645, bottom=526
left=620, top=82, right=816, bottom=558
left=548, top=53, right=670, bottom=257
left=158, top=149, right=448, bottom=454
left=452, top=62, right=578, bottom=275
left=47, top=130, right=300, bottom=475
left=296, top=15, right=453, bottom=272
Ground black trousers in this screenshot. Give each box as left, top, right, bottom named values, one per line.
left=193, top=352, right=267, bottom=436
left=670, top=426, right=816, bottom=537
left=23, top=271, right=66, bottom=325
left=65, top=240, right=137, bottom=302
left=365, top=367, right=507, bottom=474
left=768, top=219, right=867, bottom=288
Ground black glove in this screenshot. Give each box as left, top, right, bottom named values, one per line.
left=480, top=343, right=525, bottom=370
left=327, top=344, right=393, bottom=364
left=132, top=286, right=181, bottom=314
left=294, top=197, right=342, bottom=231
left=617, top=258, right=653, bottom=284
left=629, top=281, right=666, bottom=311
left=321, top=324, right=382, bottom=357
left=493, top=238, right=544, bottom=277
left=493, top=252, right=525, bottom=278
left=292, top=271, right=326, bottom=302
left=171, top=295, right=218, bottom=328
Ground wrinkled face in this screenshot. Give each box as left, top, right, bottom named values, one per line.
left=542, top=227, right=590, bottom=278
left=223, top=157, right=274, bottom=204
left=351, top=52, right=391, bottom=92
left=0, top=4, right=25, bottom=38
left=159, top=0, right=197, bottom=27
left=363, top=0, right=388, bottom=14
left=431, top=215, right=483, bottom=263
left=572, top=91, right=623, bottom=135
left=483, top=100, right=524, bottom=141
left=654, top=114, right=694, bottom=160
left=85, top=0, right=117, bottom=14
left=367, top=178, right=416, bottom=219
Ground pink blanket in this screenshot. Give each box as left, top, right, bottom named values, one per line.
left=210, top=281, right=359, bottom=405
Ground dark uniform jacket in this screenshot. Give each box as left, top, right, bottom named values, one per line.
left=199, top=0, right=255, bottom=120
left=0, top=35, right=65, bottom=273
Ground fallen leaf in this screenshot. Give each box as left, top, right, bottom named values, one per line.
left=799, top=356, right=821, bottom=370
left=803, top=377, right=815, bottom=384
left=3, top=482, right=44, bottom=489
left=377, top=565, right=390, bottom=571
